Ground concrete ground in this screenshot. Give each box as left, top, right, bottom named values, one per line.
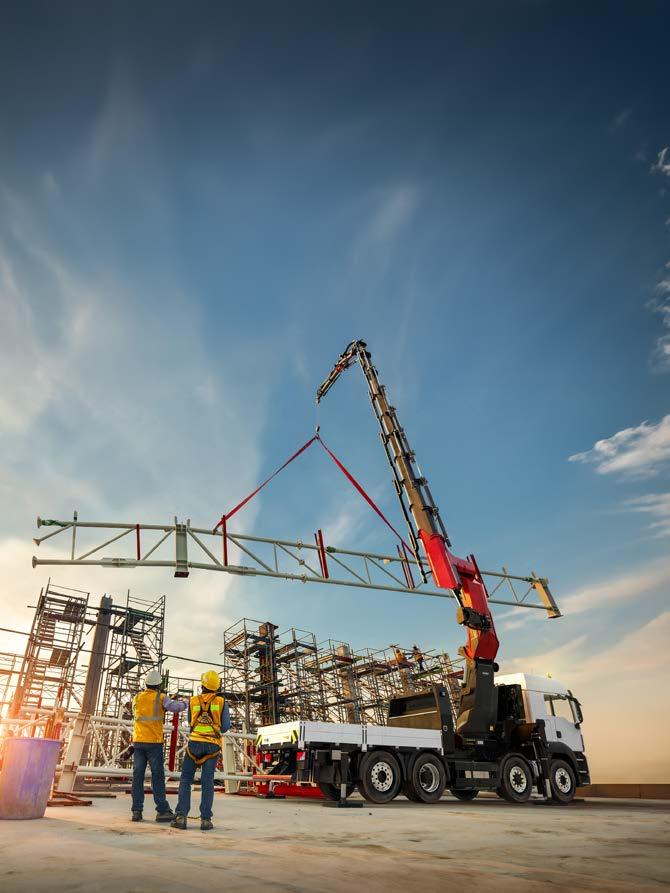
left=1, top=792, right=668, bottom=892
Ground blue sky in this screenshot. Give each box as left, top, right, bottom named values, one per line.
left=1, top=3, right=668, bottom=778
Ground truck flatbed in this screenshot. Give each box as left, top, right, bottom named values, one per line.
left=257, top=720, right=443, bottom=752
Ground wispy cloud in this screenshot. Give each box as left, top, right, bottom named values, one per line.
left=558, top=556, right=670, bottom=616
left=623, top=492, right=670, bottom=538
left=651, top=146, right=670, bottom=178
left=649, top=293, right=670, bottom=371
left=352, top=183, right=422, bottom=275
left=500, top=634, right=587, bottom=676
left=649, top=147, right=670, bottom=370
left=613, top=107, right=632, bottom=129
left=568, top=415, right=670, bottom=477
left=500, top=611, right=670, bottom=682
left=364, top=184, right=421, bottom=246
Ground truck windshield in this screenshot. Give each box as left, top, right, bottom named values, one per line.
left=544, top=694, right=576, bottom=723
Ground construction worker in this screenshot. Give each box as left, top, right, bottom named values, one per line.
left=172, top=669, right=230, bottom=831
left=394, top=646, right=407, bottom=667
left=412, top=644, right=425, bottom=672
left=131, top=669, right=188, bottom=823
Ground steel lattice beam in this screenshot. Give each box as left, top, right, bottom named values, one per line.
left=32, top=514, right=560, bottom=617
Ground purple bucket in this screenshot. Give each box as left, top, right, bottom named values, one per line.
left=0, top=738, right=62, bottom=819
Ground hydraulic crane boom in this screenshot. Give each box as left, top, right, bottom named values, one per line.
left=317, top=340, right=501, bottom=735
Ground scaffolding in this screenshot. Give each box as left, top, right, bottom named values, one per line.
left=220, top=617, right=464, bottom=732
left=312, top=639, right=362, bottom=723
left=9, top=582, right=89, bottom=717
left=223, top=618, right=281, bottom=730
left=100, top=593, right=166, bottom=720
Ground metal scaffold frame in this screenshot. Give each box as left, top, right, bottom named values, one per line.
left=9, top=582, right=89, bottom=718
left=32, top=515, right=561, bottom=617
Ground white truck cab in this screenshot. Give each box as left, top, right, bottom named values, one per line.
left=496, top=673, right=585, bottom=754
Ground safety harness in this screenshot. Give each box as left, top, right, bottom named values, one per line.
left=186, top=694, right=224, bottom=767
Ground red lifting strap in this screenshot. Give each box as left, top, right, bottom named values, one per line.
left=316, top=436, right=413, bottom=553
left=214, top=433, right=412, bottom=554
left=213, top=435, right=319, bottom=531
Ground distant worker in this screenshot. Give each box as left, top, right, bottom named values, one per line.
left=394, top=646, right=407, bottom=667
left=131, top=669, right=188, bottom=823
left=172, top=669, right=230, bottom=831
left=412, top=645, right=425, bottom=672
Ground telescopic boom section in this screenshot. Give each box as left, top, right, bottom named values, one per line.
left=316, top=340, right=500, bottom=674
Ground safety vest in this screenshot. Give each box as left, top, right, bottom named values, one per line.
left=132, top=689, right=165, bottom=744
left=189, top=693, right=225, bottom=744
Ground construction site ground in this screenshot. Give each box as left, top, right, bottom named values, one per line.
left=1, top=793, right=668, bottom=892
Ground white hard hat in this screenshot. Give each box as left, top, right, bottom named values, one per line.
left=145, top=669, right=162, bottom=687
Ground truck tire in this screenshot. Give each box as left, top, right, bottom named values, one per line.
left=318, top=782, right=356, bottom=801
left=357, top=750, right=402, bottom=804
left=549, top=759, right=577, bottom=803
left=450, top=789, right=479, bottom=801
left=406, top=752, right=446, bottom=804
left=497, top=753, right=532, bottom=803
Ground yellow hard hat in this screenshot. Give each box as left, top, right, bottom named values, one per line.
left=201, top=669, right=220, bottom=691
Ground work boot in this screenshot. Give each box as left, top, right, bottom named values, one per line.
left=131, top=811, right=143, bottom=822
left=200, top=818, right=213, bottom=831
left=171, top=814, right=187, bottom=830
left=155, top=809, right=174, bottom=823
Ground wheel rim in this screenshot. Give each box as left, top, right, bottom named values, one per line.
left=370, top=760, right=394, bottom=792
left=418, top=763, right=440, bottom=793
left=554, top=767, right=572, bottom=794
left=509, top=764, right=528, bottom=793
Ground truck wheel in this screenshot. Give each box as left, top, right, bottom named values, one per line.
left=450, top=789, right=479, bottom=801
left=406, top=752, right=446, bottom=804
left=357, top=750, right=402, bottom=804
left=318, top=783, right=356, bottom=801
left=549, top=759, right=576, bottom=803
left=497, top=754, right=532, bottom=803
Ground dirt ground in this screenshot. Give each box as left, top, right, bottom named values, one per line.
left=0, top=792, right=668, bottom=892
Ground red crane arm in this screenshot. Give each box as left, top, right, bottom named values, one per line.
left=316, top=340, right=499, bottom=664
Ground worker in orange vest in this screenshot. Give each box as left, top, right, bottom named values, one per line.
left=412, top=644, right=425, bottom=672
left=131, top=669, right=187, bottom=823
left=172, top=669, right=230, bottom=831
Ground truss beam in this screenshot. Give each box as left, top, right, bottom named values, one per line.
left=33, top=515, right=560, bottom=616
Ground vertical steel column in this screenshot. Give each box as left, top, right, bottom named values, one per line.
left=58, top=595, right=112, bottom=792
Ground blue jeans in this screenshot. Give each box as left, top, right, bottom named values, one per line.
left=132, top=743, right=170, bottom=814
left=175, top=741, right=220, bottom=820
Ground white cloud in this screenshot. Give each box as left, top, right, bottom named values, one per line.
left=651, top=146, right=670, bottom=178
left=648, top=148, right=670, bottom=370
left=499, top=634, right=587, bottom=677
left=624, top=492, right=670, bottom=538
left=568, top=415, right=670, bottom=476
left=650, top=295, right=670, bottom=371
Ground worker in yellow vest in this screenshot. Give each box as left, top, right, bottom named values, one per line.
left=131, top=669, right=188, bottom=823
left=171, top=669, right=230, bottom=831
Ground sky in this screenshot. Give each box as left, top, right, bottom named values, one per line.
left=0, top=2, right=668, bottom=781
